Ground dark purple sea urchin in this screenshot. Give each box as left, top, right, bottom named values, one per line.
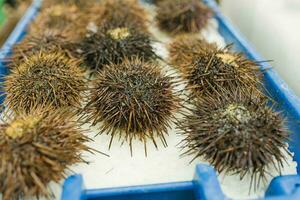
left=0, top=108, right=92, bottom=200
left=83, top=57, right=180, bottom=154
left=177, top=89, right=290, bottom=188
left=156, top=0, right=213, bottom=34
left=79, top=26, right=157, bottom=73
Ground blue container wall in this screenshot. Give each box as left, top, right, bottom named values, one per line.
left=62, top=165, right=227, bottom=200
left=1, top=0, right=300, bottom=200
left=85, top=183, right=195, bottom=200
left=0, top=0, right=41, bottom=103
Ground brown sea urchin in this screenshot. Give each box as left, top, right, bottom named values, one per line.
left=79, top=26, right=157, bottom=72
left=177, top=89, right=290, bottom=188
left=83, top=57, right=180, bottom=154
left=29, top=4, right=89, bottom=41
left=99, top=0, right=149, bottom=33
left=156, top=0, right=213, bottom=34
left=180, top=45, right=261, bottom=97
left=8, top=31, right=77, bottom=68
left=168, top=35, right=217, bottom=73
left=4, top=50, right=86, bottom=113
left=0, top=108, right=91, bottom=199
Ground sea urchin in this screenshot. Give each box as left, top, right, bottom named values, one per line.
left=181, top=46, right=262, bottom=97
left=79, top=26, right=157, bottom=72
left=99, top=0, right=149, bottom=33
left=83, top=57, right=179, bottom=154
left=156, top=0, right=213, bottom=34
left=4, top=50, right=86, bottom=113
left=168, top=35, right=217, bottom=73
left=177, top=89, right=290, bottom=188
left=0, top=108, right=91, bottom=199
left=29, top=4, right=88, bottom=41
left=8, top=31, right=76, bottom=68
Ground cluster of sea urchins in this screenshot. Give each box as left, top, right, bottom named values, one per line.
left=4, top=50, right=86, bottom=113
left=79, top=25, right=157, bottom=72
left=169, top=36, right=261, bottom=97
left=177, top=89, right=290, bottom=188
left=0, top=108, right=91, bottom=200
left=83, top=57, right=180, bottom=155
left=156, top=0, right=213, bottom=34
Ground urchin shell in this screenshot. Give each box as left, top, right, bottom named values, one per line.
left=181, top=45, right=262, bottom=97
left=98, top=0, right=149, bottom=33
left=168, top=35, right=217, bottom=73
left=83, top=57, right=180, bottom=154
left=177, top=89, right=290, bottom=187
left=156, top=0, right=213, bottom=34
left=0, top=108, right=91, bottom=199
left=4, top=50, right=86, bottom=113
left=7, top=31, right=77, bottom=68
left=79, top=26, right=157, bottom=72
left=29, top=4, right=89, bottom=41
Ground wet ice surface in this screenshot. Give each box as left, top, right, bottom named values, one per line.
left=17, top=2, right=296, bottom=200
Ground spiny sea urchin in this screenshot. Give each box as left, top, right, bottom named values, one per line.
left=79, top=26, right=158, bottom=72
left=99, top=0, right=149, bottom=33
left=4, top=50, right=86, bottom=113
left=0, top=108, right=92, bottom=199
left=177, top=89, right=290, bottom=188
left=168, top=34, right=217, bottom=73
left=83, top=57, right=180, bottom=155
left=8, top=31, right=77, bottom=68
left=180, top=45, right=262, bottom=97
left=156, top=0, right=213, bottom=34
left=29, top=4, right=89, bottom=41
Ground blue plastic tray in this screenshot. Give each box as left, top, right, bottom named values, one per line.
left=1, top=0, right=300, bottom=199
